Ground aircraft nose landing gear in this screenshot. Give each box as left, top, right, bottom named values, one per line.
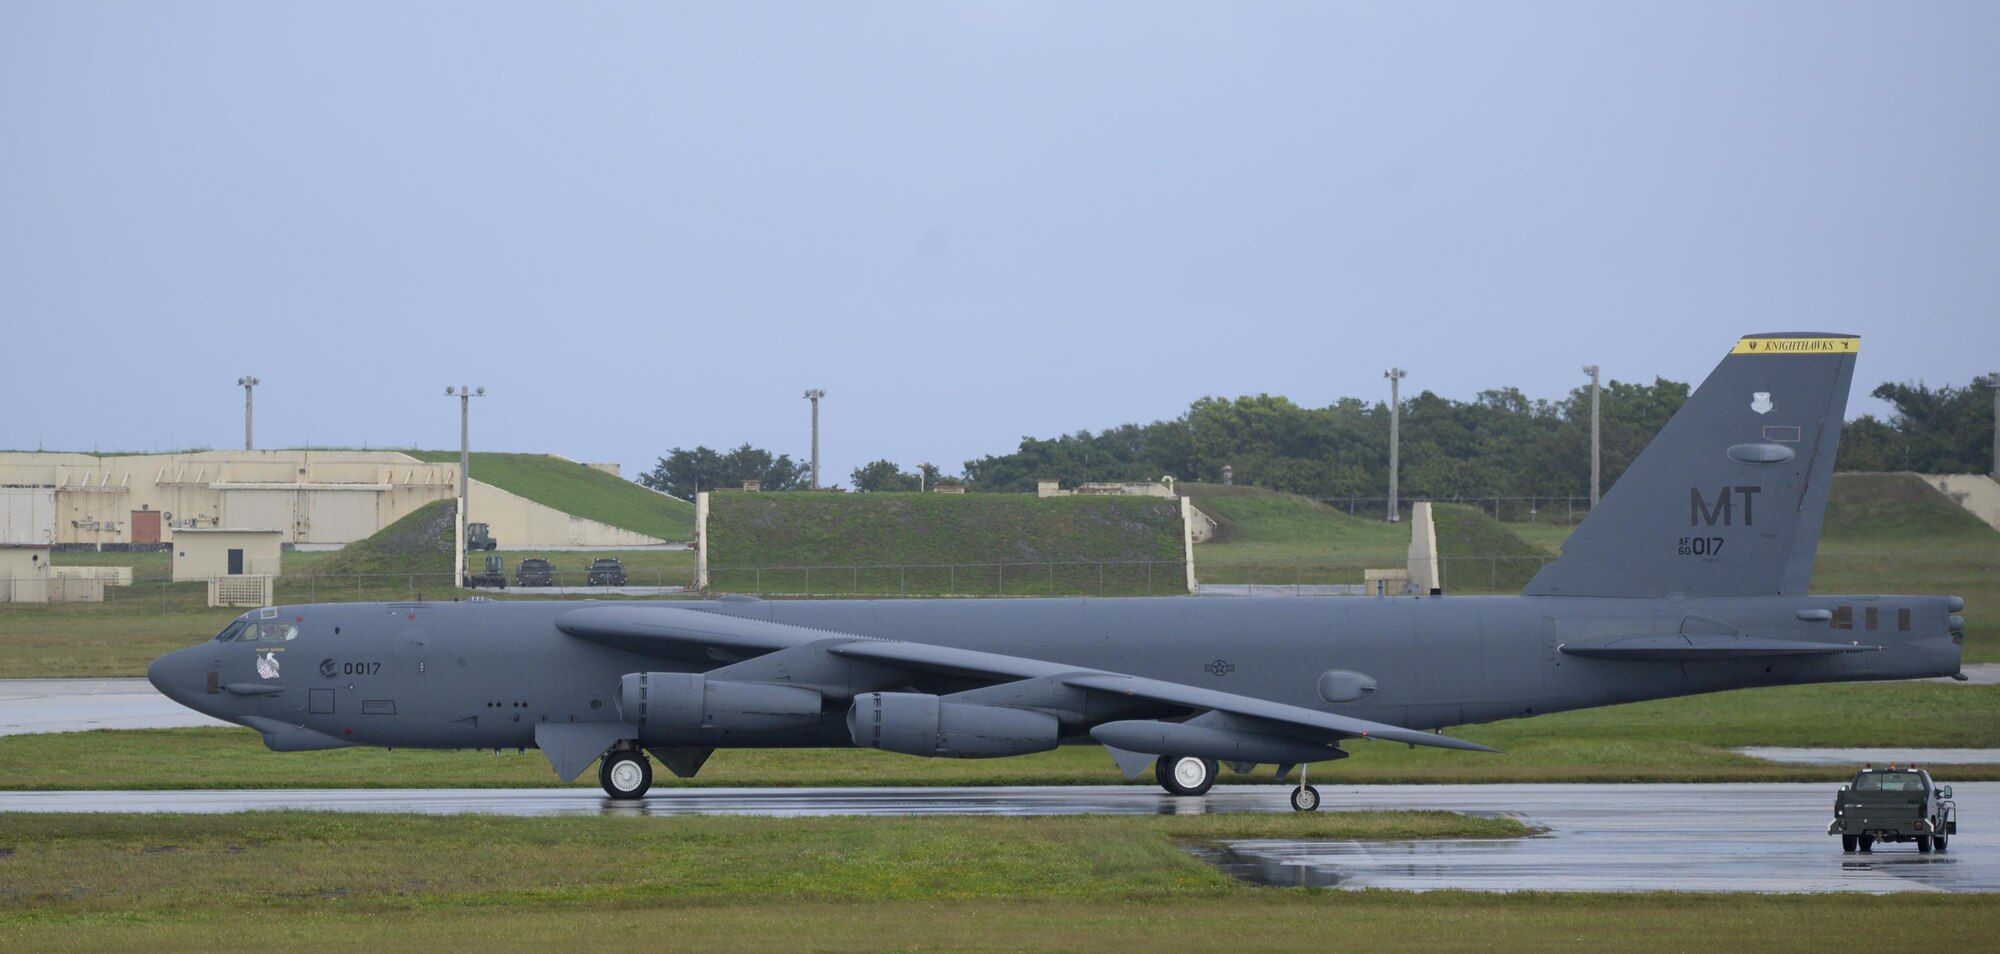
left=599, top=748, right=653, bottom=800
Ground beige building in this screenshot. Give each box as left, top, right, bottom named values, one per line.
left=172, top=528, right=284, bottom=582
left=0, top=543, right=51, bottom=602
left=0, top=450, right=673, bottom=548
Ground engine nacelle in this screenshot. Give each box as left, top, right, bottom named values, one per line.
left=617, top=672, right=823, bottom=736
left=846, top=692, right=1060, bottom=759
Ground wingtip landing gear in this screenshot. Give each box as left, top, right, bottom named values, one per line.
left=599, top=748, right=653, bottom=800
left=1290, top=761, right=1320, bottom=812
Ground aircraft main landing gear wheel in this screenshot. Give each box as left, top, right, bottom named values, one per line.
left=600, top=749, right=652, bottom=800
left=1290, top=785, right=1321, bottom=812
left=1156, top=755, right=1218, bottom=796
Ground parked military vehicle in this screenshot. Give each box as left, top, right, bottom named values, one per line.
left=586, top=557, right=628, bottom=587
left=466, top=555, right=508, bottom=589
left=1829, top=765, right=1957, bottom=852
left=517, top=558, right=555, bottom=587
left=467, top=522, right=498, bottom=550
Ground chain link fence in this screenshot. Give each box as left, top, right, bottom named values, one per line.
left=0, top=553, right=1569, bottom=614
left=1317, top=495, right=1596, bottom=523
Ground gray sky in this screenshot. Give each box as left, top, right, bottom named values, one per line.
left=4, top=2, right=1995, bottom=483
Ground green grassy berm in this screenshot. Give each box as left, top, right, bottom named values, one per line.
left=706, top=490, right=1189, bottom=596
left=407, top=450, right=695, bottom=541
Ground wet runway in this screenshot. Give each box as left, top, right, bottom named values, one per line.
left=1741, top=747, right=2000, bottom=766
left=0, top=679, right=231, bottom=736
left=1, top=782, right=1992, bottom=893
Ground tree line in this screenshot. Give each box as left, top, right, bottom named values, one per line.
left=637, top=376, right=1996, bottom=501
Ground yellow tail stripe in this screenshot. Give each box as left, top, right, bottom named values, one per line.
left=1731, top=337, right=1860, bottom=355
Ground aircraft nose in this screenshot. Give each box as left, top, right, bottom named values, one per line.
left=148, top=648, right=203, bottom=711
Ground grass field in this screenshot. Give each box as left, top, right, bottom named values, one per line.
left=407, top=450, right=695, bottom=541
left=6, top=681, right=1991, bottom=790
left=708, top=491, right=1188, bottom=596
left=1183, top=483, right=1406, bottom=583
left=1, top=812, right=1994, bottom=952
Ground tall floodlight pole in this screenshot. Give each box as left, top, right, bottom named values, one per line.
left=1583, top=365, right=1601, bottom=509
left=804, top=389, right=826, bottom=490
left=1990, top=372, right=1999, bottom=478
left=446, top=385, right=485, bottom=585
left=1384, top=368, right=1405, bottom=523
left=236, top=376, right=259, bottom=450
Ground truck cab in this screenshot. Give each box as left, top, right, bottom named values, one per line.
left=1829, top=764, right=1957, bottom=853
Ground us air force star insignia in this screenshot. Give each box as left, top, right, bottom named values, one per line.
left=1751, top=392, right=1773, bottom=415
left=1204, top=659, right=1235, bottom=677
left=257, top=651, right=281, bottom=680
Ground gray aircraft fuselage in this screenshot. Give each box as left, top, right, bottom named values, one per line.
left=143, top=333, right=1971, bottom=794
left=150, top=590, right=1961, bottom=753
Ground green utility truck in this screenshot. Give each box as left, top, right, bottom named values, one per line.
left=1828, top=765, right=1957, bottom=853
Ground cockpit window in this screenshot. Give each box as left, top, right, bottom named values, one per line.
left=213, top=619, right=250, bottom=642
left=246, top=620, right=299, bottom=642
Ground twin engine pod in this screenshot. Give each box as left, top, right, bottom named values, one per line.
left=846, top=692, right=1060, bottom=758
left=617, top=672, right=823, bottom=737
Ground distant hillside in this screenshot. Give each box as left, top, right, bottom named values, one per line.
left=408, top=452, right=694, bottom=541
left=1823, top=472, right=1995, bottom=540
left=706, top=492, right=1187, bottom=596
left=1431, top=503, right=1548, bottom=594
left=1178, top=483, right=1405, bottom=550
left=311, top=500, right=456, bottom=578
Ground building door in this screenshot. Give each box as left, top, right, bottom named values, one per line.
left=131, top=510, right=161, bottom=545
left=227, top=549, right=244, bottom=575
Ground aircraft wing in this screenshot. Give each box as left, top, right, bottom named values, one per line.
left=556, top=605, right=828, bottom=659
left=556, top=604, right=1494, bottom=754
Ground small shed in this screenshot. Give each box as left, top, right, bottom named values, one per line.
left=173, top=528, right=284, bottom=582
left=0, top=543, right=51, bottom=602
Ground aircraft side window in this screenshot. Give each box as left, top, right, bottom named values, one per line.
left=1864, top=607, right=1878, bottom=631
left=1898, top=608, right=1912, bottom=632
left=1831, top=606, right=1853, bottom=630
left=213, top=619, right=250, bottom=642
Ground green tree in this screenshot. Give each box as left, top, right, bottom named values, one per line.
left=850, top=459, right=922, bottom=492
left=638, top=444, right=811, bottom=500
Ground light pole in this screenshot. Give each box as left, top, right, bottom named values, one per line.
left=1384, top=368, right=1405, bottom=523
left=1989, top=372, right=1999, bottom=479
left=1583, top=365, right=1601, bottom=509
left=237, top=376, right=259, bottom=450
left=446, top=385, right=484, bottom=585
left=804, top=389, right=825, bottom=490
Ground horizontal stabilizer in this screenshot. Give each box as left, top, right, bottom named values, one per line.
left=1559, top=634, right=1881, bottom=661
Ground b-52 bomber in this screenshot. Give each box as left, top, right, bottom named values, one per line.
left=150, top=333, right=1966, bottom=810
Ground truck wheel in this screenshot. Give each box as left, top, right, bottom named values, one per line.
left=1858, top=836, right=1874, bottom=852
left=1934, top=833, right=1948, bottom=852
left=1917, top=835, right=1933, bottom=853
left=1841, top=835, right=1857, bottom=853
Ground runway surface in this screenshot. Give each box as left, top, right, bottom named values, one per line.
left=2, top=782, right=1991, bottom=893
left=0, top=679, right=231, bottom=736
left=1741, top=747, right=2000, bottom=765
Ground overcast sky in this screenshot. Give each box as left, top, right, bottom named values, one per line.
left=4, top=3, right=1995, bottom=482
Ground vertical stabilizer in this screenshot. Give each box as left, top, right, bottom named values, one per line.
left=1523, top=333, right=1858, bottom=598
